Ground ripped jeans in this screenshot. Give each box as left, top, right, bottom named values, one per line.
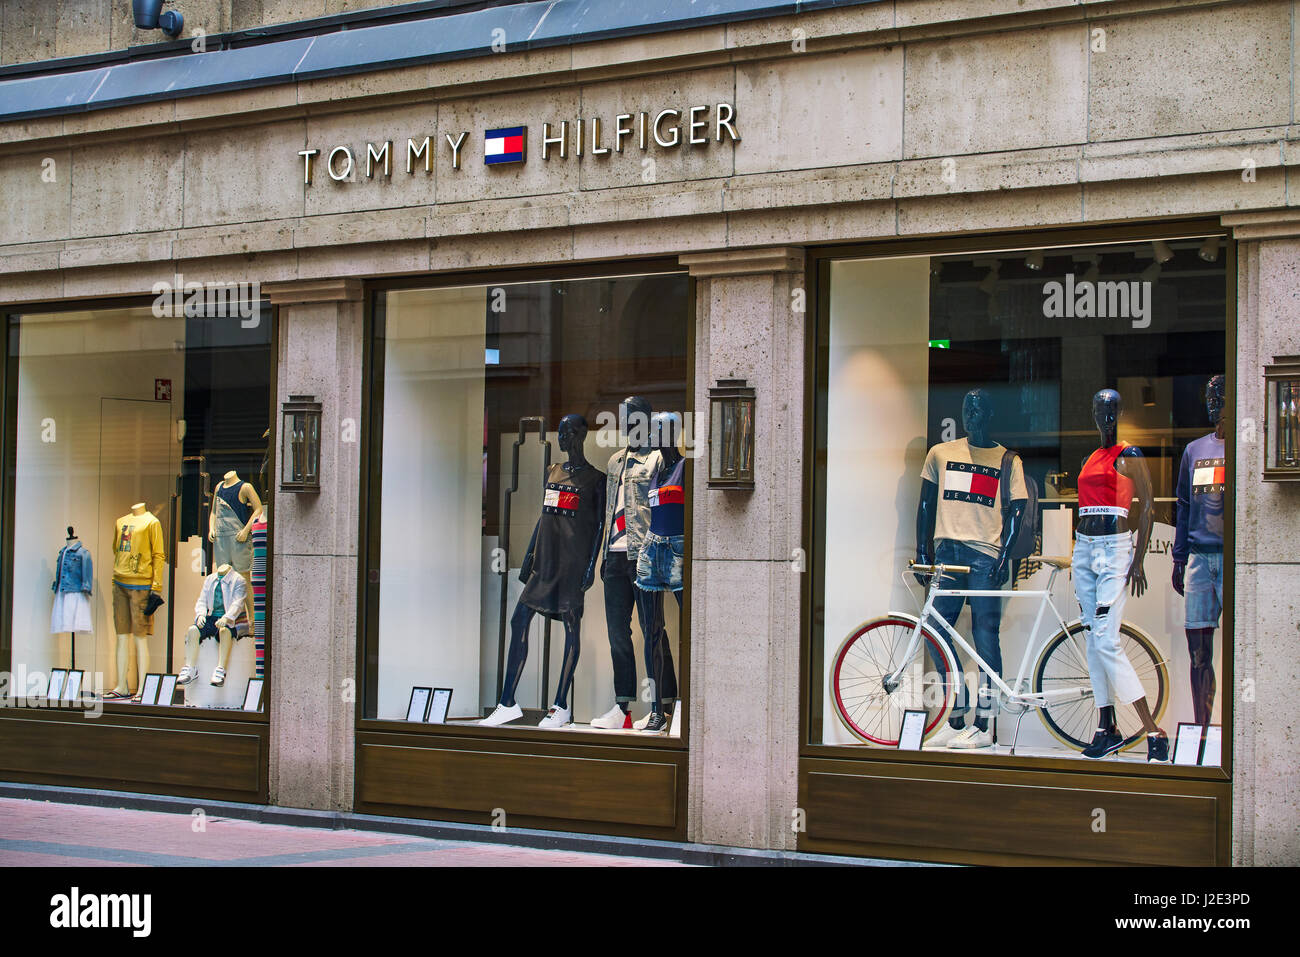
left=1072, top=532, right=1146, bottom=708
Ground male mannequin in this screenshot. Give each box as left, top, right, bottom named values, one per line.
left=1172, top=375, right=1226, bottom=727
left=178, top=563, right=250, bottom=687
left=209, top=470, right=262, bottom=620
left=1073, top=388, right=1168, bottom=761
left=632, top=412, right=686, bottom=733
left=917, top=389, right=1027, bottom=750
left=107, top=503, right=165, bottom=699
left=482, top=415, right=605, bottom=728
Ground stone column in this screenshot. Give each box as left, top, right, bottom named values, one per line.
left=262, top=278, right=364, bottom=811
left=680, top=247, right=805, bottom=849
left=1221, top=211, right=1300, bottom=865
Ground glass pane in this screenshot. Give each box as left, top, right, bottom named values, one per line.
left=814, top=238, right=1228, bottom=766
left=370, top=273, right=690, bottom=736
left=7, top=303, right=273, bottom=710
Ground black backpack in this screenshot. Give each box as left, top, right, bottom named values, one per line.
left=999, top=448, right=1040, bottom=561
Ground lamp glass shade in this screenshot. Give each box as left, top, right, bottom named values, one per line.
left=1265, top=363, right=1300, bottom=478
left=708, top=382, right=755, bottom=488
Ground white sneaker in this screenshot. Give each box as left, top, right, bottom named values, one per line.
left=538, top=705, right=571, bottom=729
left=923, top=722, right=965, bottom=749
left=633, top=709, right=671, bottom=731
left=480, top=703, right=523, bottom=727
left=210, top=666, right=226, bottom=687
left=948, top=725, right=994, bottom=749
left=177, top=666, right=198, bottom=686
left=590, top=704, right=630, bottom=730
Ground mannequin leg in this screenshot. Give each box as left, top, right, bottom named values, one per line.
left=113, top=635, right=131, bottom=695
left=184, top=626, right=200, bottom=670
left=499, top=603, right=536, bottom=708
left=134, top=636, right=150, bottom=693
left=1186, top=627, right=1216, bottom=727
left=217, top=628, right=235, bottom=670
left=552, top=609, right=582, bottom=710
left=602, top=562, right=638, bottom=713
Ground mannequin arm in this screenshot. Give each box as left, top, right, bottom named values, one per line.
left=996, top=500, right=1026, bottom=585
left=915, top=479, right=939, bottom=584
left=1117, top=448, right=1154, bottom=596
left=583, top=480, right=607, bottom=591
left=518, top=520, right=540, bottom=584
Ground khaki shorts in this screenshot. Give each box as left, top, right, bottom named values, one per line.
left=112, top=582, right=154, bottom=635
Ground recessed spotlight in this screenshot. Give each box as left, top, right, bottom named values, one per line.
left=1198, top=237, right=1221, bottom=262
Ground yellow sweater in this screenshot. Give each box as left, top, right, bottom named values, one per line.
left=112, top=511, right=165, bottom=592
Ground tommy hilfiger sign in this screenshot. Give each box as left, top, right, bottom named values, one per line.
left=297, top=103, right=740, bottom=183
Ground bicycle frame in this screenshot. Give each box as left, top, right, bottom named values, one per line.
left=886, top=563, right=1088, bottom=709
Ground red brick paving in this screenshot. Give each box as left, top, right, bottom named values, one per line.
left=0, top=798, right=688, bottom=867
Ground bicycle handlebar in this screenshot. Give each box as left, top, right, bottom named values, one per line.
left=908, top=560, right=972, bottom=576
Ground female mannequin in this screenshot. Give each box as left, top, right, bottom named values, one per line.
left=1073, top=389, right=1168, bottom=761
left=209, top=471, right=261, bottom=619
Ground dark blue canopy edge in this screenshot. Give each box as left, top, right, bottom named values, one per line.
left=0, top=0, right=881, bottom=122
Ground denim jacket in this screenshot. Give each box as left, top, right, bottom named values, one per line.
left=52, top=541, right=93, bottom=594
left=602, top=446, right=658, bottom=570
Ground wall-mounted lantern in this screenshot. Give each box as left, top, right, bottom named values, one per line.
left=1264, top=356, right=1300, bottom=482
left=281, top=394, right=322, bottom=492
left=133, top=1, right=185, bottom=38
left=708, top=379, right=756, bottom=490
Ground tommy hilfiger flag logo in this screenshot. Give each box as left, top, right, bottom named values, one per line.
left=484, top=126, right=526, bottom=165
left=1192, top=458, right=1226, bottom=495
left=943, top=461, right=1001, bottom=507
left=543, top=484, right=580, bottom=515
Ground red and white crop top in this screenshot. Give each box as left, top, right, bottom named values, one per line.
left=1078, top=442, right=1136, bottom=518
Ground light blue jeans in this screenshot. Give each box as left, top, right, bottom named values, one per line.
left=1073, top=532, right=1146, bottom=708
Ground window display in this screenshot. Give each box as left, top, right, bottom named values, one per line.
left=365, top=272, right=689, bottom=735
left=813, top=238, right=1228, bottom=764
left=3, top=303, right=273, bottom=711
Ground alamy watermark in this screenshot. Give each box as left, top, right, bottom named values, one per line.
left=151, top=273, right=260, bottom=327
left=1041, top=272, right=1151, bottom=329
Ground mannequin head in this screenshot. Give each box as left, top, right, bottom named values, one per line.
left=650, top=411, right=684, bottom=467
left=961, top=389, right=995, bottom=448
left=558, top=414, right=589, bottom=467
left=1206, top=374, right=1226, bottom=426
left=1092, top=388, right=1123, bottom=444
left=619, top=395, right=654, bottom=452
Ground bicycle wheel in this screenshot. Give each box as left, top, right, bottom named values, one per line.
left=1033, top=622, right=1168, bottom=752
left=831, top=615, right=958, bottom=746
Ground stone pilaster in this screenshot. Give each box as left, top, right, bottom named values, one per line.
left=680, top=246, right=805, bottom=849
left=262, top=277, right=364, bottom=811
left=1221, top=210, right=1300, bottom=865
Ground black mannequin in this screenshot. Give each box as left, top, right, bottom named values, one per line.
left=916, top=389, right=1026, bottom=585
left=1172, top=375, right=1227, bottom=727
left=1075, top=389, right=1162, bottom=746
left=636, top=411, right=685, bottom=728
left=486, top=414, right=604, bottom=727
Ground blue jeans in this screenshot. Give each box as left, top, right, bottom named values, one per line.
left=1184, top=549, right=1223, bottom=628
left=1073, top=532, right=1145, bottom=707
left=925, top=539, right=1003, bottom=719
left=603, top=552, right=678, bottom=704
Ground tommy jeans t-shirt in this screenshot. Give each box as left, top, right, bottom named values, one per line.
left=920, top=438, right=1028, bottom=558
left=1173, top=432, right=1226, bottom=562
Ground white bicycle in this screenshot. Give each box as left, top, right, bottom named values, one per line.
left=831, top=557, right=1168, bottom=753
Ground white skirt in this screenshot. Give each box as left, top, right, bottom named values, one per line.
left=51, top=591, right=93, bottom=634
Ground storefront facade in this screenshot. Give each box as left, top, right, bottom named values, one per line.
left=0, top=0, right=1296, bottom=864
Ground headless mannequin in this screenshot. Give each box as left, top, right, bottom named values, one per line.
left=492, top=415, right=603, bottom=723
left=915, top=389, right=1025, bottom=735
left=1078, top=389, right=1161, bottom=738
left=637, top=411, right=685, bottom=725
left=209, top=470, right=261, bottom=619
left=112, top=503, right=153, bottom=697
left=183, top=563, right=240, bottom=683
left=1172, top=376, right=1226, bottom=727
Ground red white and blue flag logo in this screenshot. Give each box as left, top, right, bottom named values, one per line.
left=484, top=126, right=526, bottom=165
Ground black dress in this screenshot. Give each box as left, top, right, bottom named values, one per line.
left=518, top=462, right=606, bottom=617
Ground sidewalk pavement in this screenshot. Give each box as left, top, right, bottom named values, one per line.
left=0, top=798, right=690, bottom=867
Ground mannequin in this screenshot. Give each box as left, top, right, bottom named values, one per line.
left=1172, top=374, right=1226, bottom=727
left=107, top=503, right=165, bottom=699
left=179, top=563, right=250, bottom=687
left=209, top=470, right=262, bottom=620
left=916, top=389, right=1027, bottom=750
left=632, top=412, right=686, bottom=733
left=482, top=415, right=606, bottom=728
left=1073, top=388, right=1168, bottom=761
left=591, top=396, right=679, bottom=730
left=51, top=525, right=94, bottom=656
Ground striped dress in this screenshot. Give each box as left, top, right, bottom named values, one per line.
left=250, top=517, right=268, bottom=677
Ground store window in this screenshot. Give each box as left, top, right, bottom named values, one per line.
left=812, top=236, right=1229, bottom=766
left=365, top=271, right=690, bottom=735
left=3, top=302, right=274, bottom=712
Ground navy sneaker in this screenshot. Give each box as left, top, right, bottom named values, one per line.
left=1081, top=728, right=1124, bottom=758
left=1147, top=730, right=1170, bottom=763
